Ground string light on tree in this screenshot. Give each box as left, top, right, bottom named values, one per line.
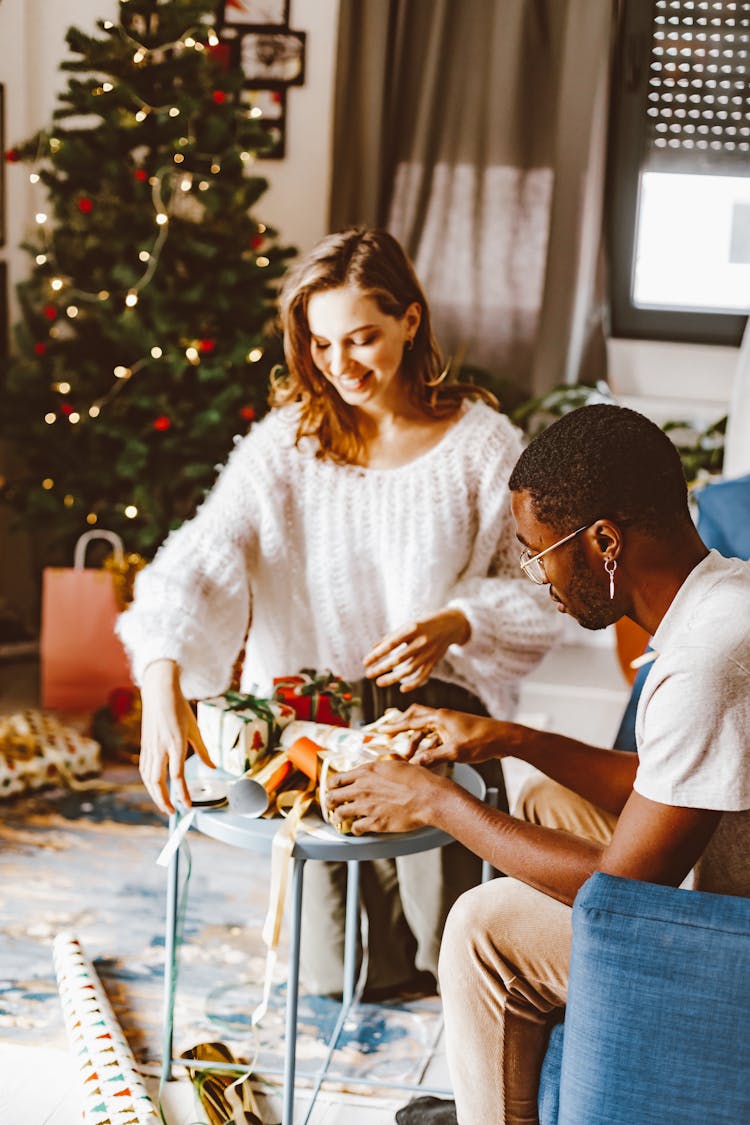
left=1, top=0, right=292, bottom=553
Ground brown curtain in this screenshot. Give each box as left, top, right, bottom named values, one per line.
left=329, top=0, right=616, bottom=396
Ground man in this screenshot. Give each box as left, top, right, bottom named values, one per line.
left=326, top=404, right=750, bottom=1125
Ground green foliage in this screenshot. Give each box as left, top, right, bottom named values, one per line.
left=661, top=415, right=726, bottom=486
left=510, top=381, right=619, bottom=438
left=510, top=382, right=726, bottom=486
left=1, top=0, right=296, bottom=560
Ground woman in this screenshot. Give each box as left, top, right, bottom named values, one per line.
left=117, top=227, right=559, bottom=997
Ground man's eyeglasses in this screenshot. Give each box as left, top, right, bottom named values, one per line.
left=519, top=523, right=591, bottom=585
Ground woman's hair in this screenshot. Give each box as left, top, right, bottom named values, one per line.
left=271, top=227, right=496, bottom=463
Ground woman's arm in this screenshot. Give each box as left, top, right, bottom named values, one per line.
left=138, top=658, right=214, bottom=814
left=116, top=425, right=273, bottom=700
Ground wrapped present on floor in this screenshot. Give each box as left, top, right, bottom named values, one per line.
left=272, top=668, right=358, bottom=726
left=196, top=691, right=295, bottom=775
left=0, top=710, right=101, bottom=798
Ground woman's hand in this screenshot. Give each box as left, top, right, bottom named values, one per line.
left=363, top=608, right=471, bottom=692
left=325, top=757, right=448, bottom=835
left=139, top=659, right=214, bottom=815
left=376, top=703, right=508, bottom=768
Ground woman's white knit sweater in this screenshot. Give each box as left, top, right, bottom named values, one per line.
left=117, top=400, right=560, bottom=719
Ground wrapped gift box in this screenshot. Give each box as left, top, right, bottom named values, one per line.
left=197, top=693, right=295, bottom=775
left=272, top=669, right=356, bottom=726
left=0, top=710, right=101, bottom=798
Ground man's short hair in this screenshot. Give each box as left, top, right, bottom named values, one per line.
left=508, top=404, right=690, bottom=536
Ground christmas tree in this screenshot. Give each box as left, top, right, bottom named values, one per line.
left=1, top=0, right=295, bottom=559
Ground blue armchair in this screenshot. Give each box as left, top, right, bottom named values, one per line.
left=538, top=873, right=750, bottom=1124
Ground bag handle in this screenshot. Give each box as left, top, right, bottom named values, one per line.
left=73, top=530, right=125, bottom=570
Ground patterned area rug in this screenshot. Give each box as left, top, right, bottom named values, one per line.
left=0, top=764, right=443, bottom=1091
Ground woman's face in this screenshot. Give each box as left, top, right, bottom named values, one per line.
left=306, top=286, right=420, bottom=412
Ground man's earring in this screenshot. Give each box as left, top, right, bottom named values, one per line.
left=605, top=557, right=617, bottom=600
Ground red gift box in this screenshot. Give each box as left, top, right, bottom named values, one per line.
left=272, top=669, right=356, bottom=727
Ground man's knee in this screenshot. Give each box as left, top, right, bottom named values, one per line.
left=513, top=773, right=562, bottom=825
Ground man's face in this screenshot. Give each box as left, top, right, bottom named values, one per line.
left=511, top=490, right=619, bottom=632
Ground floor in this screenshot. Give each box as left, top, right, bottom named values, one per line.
left=0, top=625, right=630, bottom=1124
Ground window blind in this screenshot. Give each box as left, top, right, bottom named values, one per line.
left=647, top=0, right=750, bottom=169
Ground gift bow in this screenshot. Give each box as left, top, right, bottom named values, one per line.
left=273, top=668, right=358, bottom=722
left=222, top=690, right=280, bottom=728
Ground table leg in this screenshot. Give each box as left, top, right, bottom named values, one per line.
left=283, top=855, right=305, bottom=1125
left=161, top=812, right=180, bottom=1083
left=300, top=860, right=362, bottom=1125
left=342, top=859, right=360, bottom=1007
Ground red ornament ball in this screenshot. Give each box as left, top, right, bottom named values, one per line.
left=240, top=405, right=256, bottom=421
left=108, top=686, right=137, bottom=719
left=4, top=148, right=21, bottom=163
left=60, top=403, right=74, bottom=416
left=212, top=90, right=227, bottom=104
left=77, top=196, right=93, bottom=214
left=34, top=342, right=47, bottom=356
left=153, top=415, right=171, bottom=431
left=43, top=305, right=57, bottom=320
left=250, top=234, right=264, bottom=249
left=208, top=43, right=232, bottom=69
left=198, top=338, right=216, bottom=353
left=134, top=168, right=148, bottom=182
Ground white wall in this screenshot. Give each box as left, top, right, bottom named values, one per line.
left=253, top=0, right=339, bottom=254
left=608, top=337, right=737, bottom=427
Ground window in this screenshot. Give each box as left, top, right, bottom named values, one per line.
left=608, top=0, right=750, bottom=344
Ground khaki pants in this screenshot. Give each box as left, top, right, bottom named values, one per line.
left=439, top=776, right=618, bottom=1125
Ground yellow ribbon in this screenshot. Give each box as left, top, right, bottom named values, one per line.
left=252, top=777, right=316, bottom=1027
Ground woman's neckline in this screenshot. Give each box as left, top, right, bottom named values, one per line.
left=319, top=398, right=486, bottom=475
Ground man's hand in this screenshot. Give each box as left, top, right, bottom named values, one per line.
left=325, top=757, right=450, bottom=835
left=363, top=609, right=470, bottom=692
left=376, top=703, right=506, bottom=767
left=139, top=659, right=214, bottom=815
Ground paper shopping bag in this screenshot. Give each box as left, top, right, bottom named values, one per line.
left=40, top=530, right=135, bottom=711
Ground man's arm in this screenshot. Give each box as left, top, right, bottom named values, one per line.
left=381, top=705, right=638, bottom=815
left=325, top=761, right=721, bottom=906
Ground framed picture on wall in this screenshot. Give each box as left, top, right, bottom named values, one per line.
left=241, top=88, right=286, bottom=159
left=239, top=30, right=305, bottom=86
left=222, top=0, right=290, bottom=26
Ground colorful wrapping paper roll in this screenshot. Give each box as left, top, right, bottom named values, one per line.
left=53, top=932, right=160, bottom=1125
